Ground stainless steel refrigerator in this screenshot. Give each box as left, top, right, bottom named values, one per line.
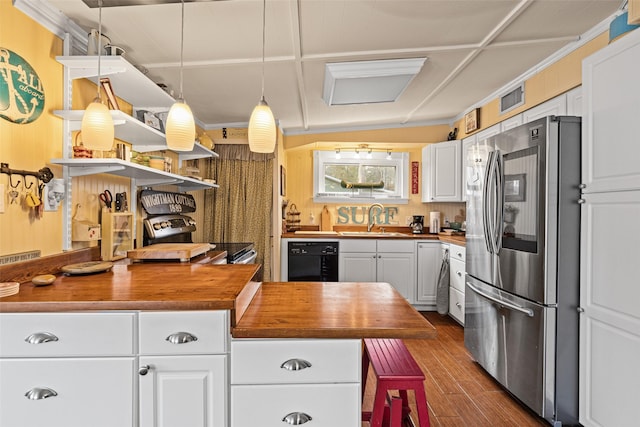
left=464, top=116, right=581, bottom=426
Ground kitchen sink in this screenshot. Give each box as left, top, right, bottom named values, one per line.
left=338, top=231, right=410, bottom=237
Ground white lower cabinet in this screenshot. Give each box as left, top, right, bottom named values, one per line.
left=415, top=241, right=441, bottom=308
left=0, top=312, right=136, bottom=427
left=231, top=383, right=360, bottom=427
left=139, top=355, right=227, bottom=427
left=138, top=311, right=229, bottom=427
left=339, top=239, right=415, bottom=302
left=0, top=310, right=229, bottom=427
left=230, top=338, right=361, bottom=427
left=448, top=244, right=466, bottom=325
left=0, top=357, right=134, bottom=427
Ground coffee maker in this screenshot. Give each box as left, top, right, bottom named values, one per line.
left=410, top=215, right=424, bottom=234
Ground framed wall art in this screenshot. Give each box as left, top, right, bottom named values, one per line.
left=464, top=108, right=480, bottom=133
left=280, top=165, right=286, bottom=196
left=100, top=77, right=119, bottom=110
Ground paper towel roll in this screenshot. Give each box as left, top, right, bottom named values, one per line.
left=429, top=211, right=440, bottom=234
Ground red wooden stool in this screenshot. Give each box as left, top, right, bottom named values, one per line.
left=362, top=338, right=430, bottom=427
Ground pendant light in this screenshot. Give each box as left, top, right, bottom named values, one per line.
left=165, top=0, right=196, bottom=152
left=248, top=0, right=276, bottom=153
left=80, top=0, right=114, bottom=152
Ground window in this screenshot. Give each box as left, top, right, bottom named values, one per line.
left=313, top=150, right=409, bottom=203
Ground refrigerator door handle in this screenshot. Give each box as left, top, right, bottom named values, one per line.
left=467, top=282, right=534, bottom=317
left=494, top=151, right=504, bottom=253
left=483, top=151, right=496, bottom=254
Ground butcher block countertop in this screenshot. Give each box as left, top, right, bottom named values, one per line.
left=0, top=264, right=436, bottom=340
left=232, top=281, right=436, bottom=340
left=0, top=263, right=260, bottom=321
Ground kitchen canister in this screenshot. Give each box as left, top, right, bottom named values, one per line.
left=429, top=211, right=440, bottom=234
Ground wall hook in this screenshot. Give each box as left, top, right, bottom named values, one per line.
left=9, top=173, right=21, bottom=189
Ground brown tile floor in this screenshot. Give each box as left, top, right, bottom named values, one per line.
left=362, top=312, right=549, bottom=426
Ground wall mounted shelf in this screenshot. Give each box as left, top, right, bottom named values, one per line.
left=50, top=159, right=218, bottom=192
left=53, top=110, right=217, bottom=160
left=56, top=55, right=175, bottom=109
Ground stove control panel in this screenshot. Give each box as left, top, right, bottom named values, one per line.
left=144, top=214, right=196, bottom=240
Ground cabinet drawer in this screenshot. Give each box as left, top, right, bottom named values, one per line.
left=339, top=239, right=376, bottom=252
left=450, top=244, right=466, bottom=262
left=376, top=239, right=414, bottom=253
left=231, top=339, right=360, bottom=384
left=449, top=257, right=465, bottom=293
left=139, top=310, right=228, bottom=355
left=231, top=383, right=360, bottom=427
left=449, top=287, right=465, bottom=325
left=0, top=312, right=135, bottom=357
left=0, top=357, right=134, bottom=427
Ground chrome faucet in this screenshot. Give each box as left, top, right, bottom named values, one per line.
left=367, top=203, right=384, bottom=232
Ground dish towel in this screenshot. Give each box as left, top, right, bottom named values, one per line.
left=436, top=250, right=450, bottom=315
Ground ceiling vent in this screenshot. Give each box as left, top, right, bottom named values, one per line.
left=323, top=58, right=427, bottom=106
left=500, top=83, right=525, bottom=115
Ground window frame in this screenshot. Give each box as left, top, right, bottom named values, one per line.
left=313, top=150, right=409, bottom=204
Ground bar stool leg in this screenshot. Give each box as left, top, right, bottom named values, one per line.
left=370, top=384, right=389, bottom=427
left=412, top=386, right=431, bottom=427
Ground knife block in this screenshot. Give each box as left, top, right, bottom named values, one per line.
left=101, top=211, right=134, bottom=261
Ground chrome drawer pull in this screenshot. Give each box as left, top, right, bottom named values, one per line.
left=165, top=332, right=198, bottom=344
left=280, top=358, right=312, bottom=371
left=25, top=332, right=59, bottom=344
left=282, top=412, right=312, bottom=425
left=456, top=302, right=462, bottom=309
left=139, top=365, right=152, bottom=376
left=25, top=387, right=58, bottom=400
left=456, top=271, right=462, bottom=277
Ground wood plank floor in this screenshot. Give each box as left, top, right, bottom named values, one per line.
left=362, top=312, right=549, bottom=426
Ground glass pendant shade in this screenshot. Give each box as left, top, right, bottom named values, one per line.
left=248, top=98, right=276, bottom=153
left=81, top=99, right=114, bottom=151
left=165, top=101, right=196, bottom=151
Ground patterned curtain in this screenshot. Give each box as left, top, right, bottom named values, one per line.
left=202, top=145, right=274, bottom=280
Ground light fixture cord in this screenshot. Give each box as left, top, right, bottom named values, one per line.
left=260, top=0, right=266, bottom=100
left=96, top=0, right=103, bottom=99
left=179, top=0, right=185, bottom=101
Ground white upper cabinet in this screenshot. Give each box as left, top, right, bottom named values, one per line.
left=522, top=94, right=567, bottom=123
left=582, top=29, right=640, bottom=194
left=500, top=113, right=524, bottom=131
left=566, top=86, right=583, bottom=117
left=422, top=140, right=462, bottom=202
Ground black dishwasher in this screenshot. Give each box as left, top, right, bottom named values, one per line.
left=288, top=242, right=339, bottom=281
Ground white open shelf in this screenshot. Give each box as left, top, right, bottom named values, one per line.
left=50, top=158, right=218, bottom=192
left=56, top=55, right=175, bottom=109
left=53, top=110, right=217, bottom=160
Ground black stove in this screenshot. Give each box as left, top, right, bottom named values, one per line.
left=211, top=242, right=256, bottom=264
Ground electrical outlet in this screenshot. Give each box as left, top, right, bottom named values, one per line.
left=405, top=216, right=412, bottom=225
left=0, top=184, right=4, bottom=213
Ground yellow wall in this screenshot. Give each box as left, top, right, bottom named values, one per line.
left=1, top=1, right=65, bottom=257
left=1, top=3, right=132, bottom=258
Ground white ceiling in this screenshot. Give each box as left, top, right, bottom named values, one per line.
left=43, top=0, right=624, bottom=135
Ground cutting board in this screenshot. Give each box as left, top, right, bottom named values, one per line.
left=320, top=205, right=332, bottom=231
left=127, top=243, right=211, bottom=262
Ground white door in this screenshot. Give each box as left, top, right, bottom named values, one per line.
left=579, top=190, right=640, bottom=427
left=500, top=113, right=523, bottom=131
left=422, top=140, right=462, bottom=202
left=415, top=242, right=441, bottom=305
left=377, top=252, right=415, bottom=302
left=338, top=252, right=376, bottom=282
left=139, top=355, right=227, bottom=427
left=582, top=29, right=640, bottom=194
